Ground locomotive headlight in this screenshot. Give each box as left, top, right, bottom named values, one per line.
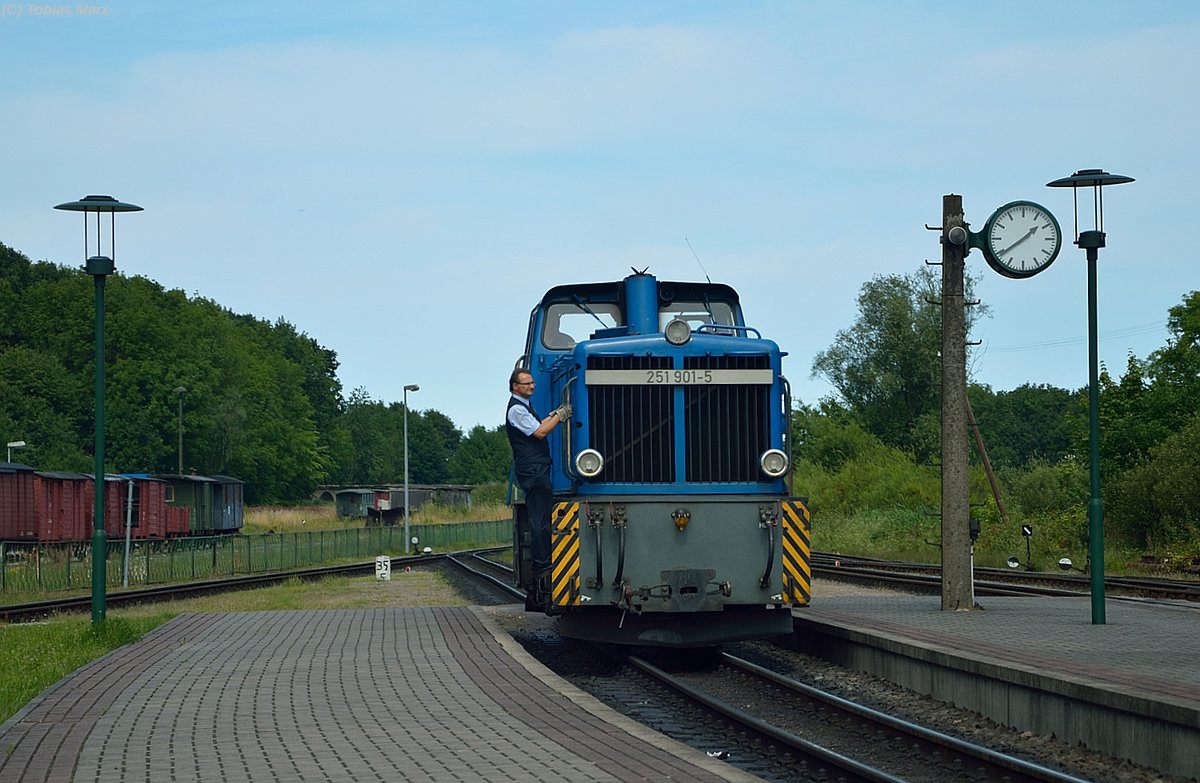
left=759, top=449, right=789, bottom=478
left=664, top=317, right=692, bottom=346
left=575, top=448, right=604, bottom=478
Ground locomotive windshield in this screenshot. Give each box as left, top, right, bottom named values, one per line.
left=543, top=302, right=624, bottom=349
left=542, top=297, right=734, bottom=350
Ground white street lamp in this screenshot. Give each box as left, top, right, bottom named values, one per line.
left=6, top=440, right=26, bottom=462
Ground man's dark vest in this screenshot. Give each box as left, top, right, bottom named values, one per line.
left=507, top=396, right=551, bottom=470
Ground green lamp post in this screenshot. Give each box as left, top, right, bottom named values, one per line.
left=54, top=194, right=143, bottom=623
left=403, top=383, right=419, bottom=554
left=1046, top=169, right=1134, bottom=625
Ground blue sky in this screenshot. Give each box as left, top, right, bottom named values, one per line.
left=1, top=1, right=1196, bottom=431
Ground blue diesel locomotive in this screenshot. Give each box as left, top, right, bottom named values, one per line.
left=510, top=269, right=811, bottom=647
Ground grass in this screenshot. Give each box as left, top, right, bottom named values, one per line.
left=0, top=613, right=173, bottom=726
left=0, top=567, right=470, bottom=726
left=811, top=505, right=1198, bottom=578
left=239, top=501, right=511, bottom=535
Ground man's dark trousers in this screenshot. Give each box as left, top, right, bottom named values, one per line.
left=517, top=467, right=552, bottom=574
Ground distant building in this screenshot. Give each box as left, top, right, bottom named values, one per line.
left=314, top=484, right=474, bottom=524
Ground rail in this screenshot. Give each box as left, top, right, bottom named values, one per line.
left=0, top=547, right=513, bottom=621
left=0, top=519, right=509, bottom=599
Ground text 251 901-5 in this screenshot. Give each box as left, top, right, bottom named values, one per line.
left=645, top=369, right=713, bottom=385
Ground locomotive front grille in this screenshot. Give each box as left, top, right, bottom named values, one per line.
left=586, top=354, right=772, bottom=484
left=588, top=356, right=674, bottom=483
left=684, top=356, right=771, bottom=483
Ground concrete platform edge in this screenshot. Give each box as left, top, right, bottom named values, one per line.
left=792, top=614, right=1200, bottom=779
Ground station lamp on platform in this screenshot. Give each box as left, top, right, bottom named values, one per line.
left=1046, top=169, right=1134, bottom=625
left=175, top=386, right=187, bottom=474
left=54, top=194, right=144, bottom=623
left=403, top=383, right=420, bottom=554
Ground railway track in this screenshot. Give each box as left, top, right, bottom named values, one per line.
left=0, top=547, right=512, bottom=622
left=812, top=551, right=1200, bottom=602
left=7, top=546, right=1194, bottom=623
left=617, top=648, right=1094, bottom=783
left=445, top=550, right=524, bottom=602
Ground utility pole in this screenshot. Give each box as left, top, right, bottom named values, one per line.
left=940, top=194, right=974, bottom=611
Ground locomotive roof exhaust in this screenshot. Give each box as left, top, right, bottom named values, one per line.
left=624, top=270, right=659, bottom=335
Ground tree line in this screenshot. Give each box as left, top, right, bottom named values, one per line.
left=804, top=265, right=1200, bottom=551
left=4, top=238, right=1197, bottom=552
left=0, top=242, right=511, bottom=504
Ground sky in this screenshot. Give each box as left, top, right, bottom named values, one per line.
left=1, top=1, right=1196, bottom=433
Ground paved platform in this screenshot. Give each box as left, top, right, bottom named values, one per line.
left=794, top=583, right=1200, bottom=779
left=0, top=606, right=763, bottom=783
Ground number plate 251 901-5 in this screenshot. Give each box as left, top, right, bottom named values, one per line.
left=584, top=369, right=774, bottom=386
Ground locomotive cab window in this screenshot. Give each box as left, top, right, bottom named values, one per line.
left=658, top=301, right=737, bottom=332
left=543, top=302, right=623, bottom=349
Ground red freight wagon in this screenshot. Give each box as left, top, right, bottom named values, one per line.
left=104, top=476, right=147, bottom=539
left=164, top=505, right=189, bottom=537
left=0, top=463, right=38, bottom=539
left=103, top=476, right=181, bottom=539
left=33, top=471, right=93, bottom=541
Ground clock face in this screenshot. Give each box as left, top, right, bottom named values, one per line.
left=984, top=201, right=1062, bottom=279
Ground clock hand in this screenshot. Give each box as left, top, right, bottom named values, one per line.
left=996, top=225, right=1038, bottom=257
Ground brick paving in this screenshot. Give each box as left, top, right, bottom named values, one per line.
left=6, top=586, right=1198, bottom=783
left=0, top=607, right=759, bottom=783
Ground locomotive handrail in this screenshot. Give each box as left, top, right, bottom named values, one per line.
left=559, top=377, right=577, bottom=481
left=585, top=504, right=603, bottom=591
left=781, top=375, right=794, bottom=493
left=594, top=519, right=603, bottom=590
left=759, top=504, right=778, bottom=589
left=612, top=506, right=626, bottom=589
left=696, top=323, right=761, bottom=339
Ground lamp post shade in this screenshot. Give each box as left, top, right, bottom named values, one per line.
left=53, top=194, right=144, bottom=213
left=1046, top=169, right=1135, bottom=189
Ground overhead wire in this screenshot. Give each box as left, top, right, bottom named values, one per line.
left=984, top=321, right=1165, bottom=353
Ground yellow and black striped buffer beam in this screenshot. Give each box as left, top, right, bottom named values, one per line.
left=550, top=501, right=582, bottom=607
left=781, top=498, right=812, bottom=606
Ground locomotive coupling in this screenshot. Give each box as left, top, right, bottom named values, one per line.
left=671, top=508, right=691, bottom=531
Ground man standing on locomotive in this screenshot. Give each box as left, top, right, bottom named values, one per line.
left=506, top=368, right=570, bottom=606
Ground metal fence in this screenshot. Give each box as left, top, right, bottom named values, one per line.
left=0, top=519, right=510, bottom=598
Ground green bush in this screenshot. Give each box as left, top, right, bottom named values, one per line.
left=1003, top=457, right=1088, bottom=515
left=793, top=443, right=939, bottom=517
left=470, top=481, right=509, bottom=506
left=791, top=406, right=884, bottom=472
left=1107, top=414, right=1200, bottom=548
left=812, top=507, right=940, bottom=562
